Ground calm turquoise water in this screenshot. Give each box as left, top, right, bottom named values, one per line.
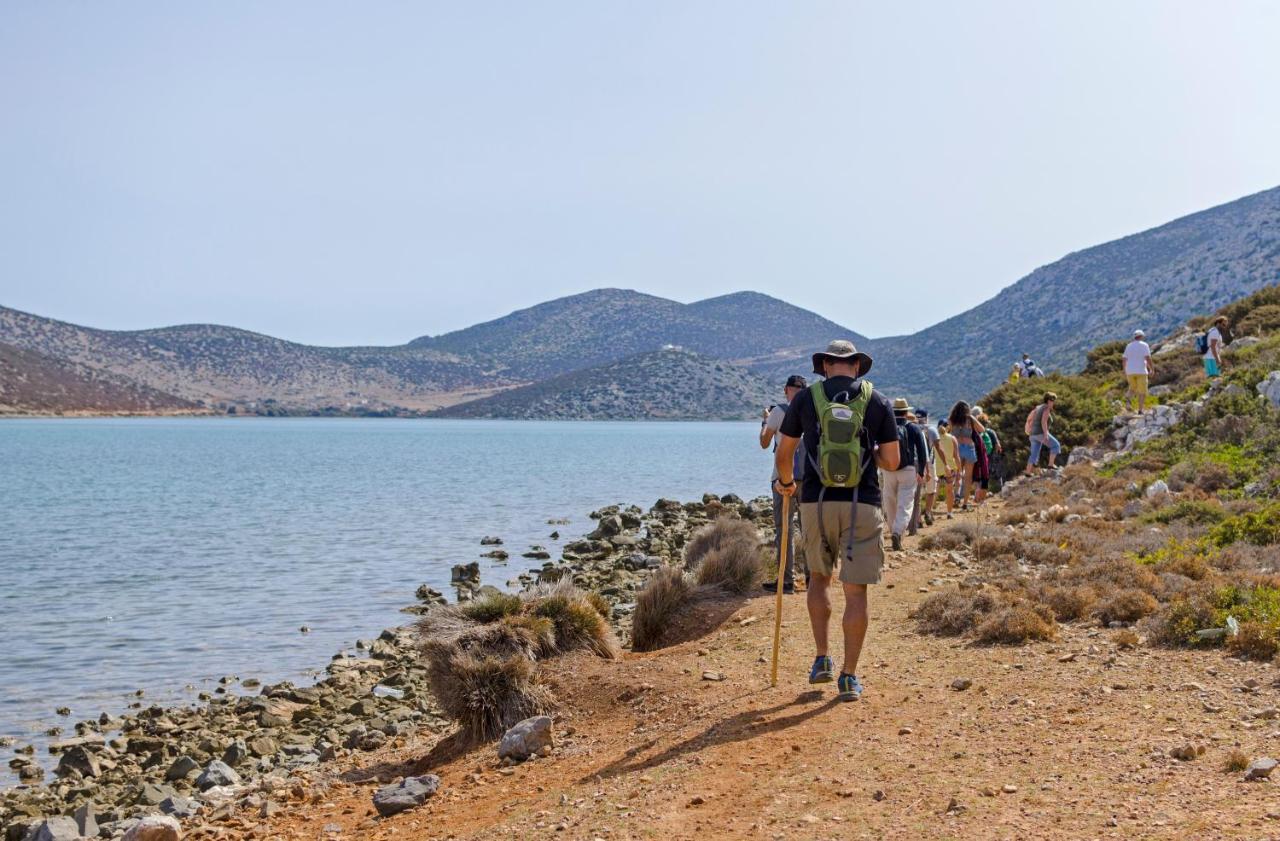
left=0, top=418, right=765, bottom=780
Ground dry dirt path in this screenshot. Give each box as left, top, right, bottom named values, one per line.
left=207, top=507, right=1280, bottom=841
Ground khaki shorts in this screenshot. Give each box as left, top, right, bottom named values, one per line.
left=799, top=501, right=885, bottom=586
left=1126, top=373, right=1148, bottom=396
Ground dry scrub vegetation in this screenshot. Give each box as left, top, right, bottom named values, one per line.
left=417, top=580, right=619, bottom=740
left=917, top=286, right=1280, bottom=653
left=630, top=516, right=768, bottom=652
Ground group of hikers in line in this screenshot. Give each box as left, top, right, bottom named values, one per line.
left=752, top=318, right=1231, bottom=703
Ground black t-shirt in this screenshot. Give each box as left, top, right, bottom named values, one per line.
left=779, top=376, right=897, bottom=507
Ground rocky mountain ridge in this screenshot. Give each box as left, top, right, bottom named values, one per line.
left=4, top=185, right=1279, bottom=417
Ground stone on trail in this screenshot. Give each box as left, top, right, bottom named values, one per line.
left=372, top=774, right=441, bottom=817
left=498, top=715, right=554, bottom=762
left=951, top=678, right=973, bottom=691
left=165, top=755, right=200, bottom=780
left=73, top=801, right=98, bottom=837
left=22, top=817, right=82, bottom=841
left=121, top=815, right=181, bottom=841
left=195, top=759, right=241, bottom=791
left=159, top=794, right=201, bottom=818
left=55, top=745, right=100, bottom=778
left=1244, top=757, right=1279, bottom=781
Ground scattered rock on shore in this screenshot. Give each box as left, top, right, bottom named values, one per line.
left=121, top=815, right=181, bottom=841
left=372, top=775, right=441, bottom=817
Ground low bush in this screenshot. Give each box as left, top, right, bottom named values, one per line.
left=975, top=602, right=1057, bottom=644
left=460, top=592, right=524, bottom=623
left=1113, top=629, right=1140, bottom=649
left=631, top=566, right=693, bottom=652
left=694, top=539, right=764, bottom=594
left=913, top=589, right=1003, bottom=637
left=1227, top=620, right=1280, bottom=661
left=1145, top=499, right=1227, bottom=526
left=1043, top=585, right=1097, bottom=621
left=683, top=517, right=760, bottom=569
left=1209, top=503, right=1280, bottom=548
left=1094, top=589, right=1159, bottom=625
left=530, top=586, right=621, bottom=659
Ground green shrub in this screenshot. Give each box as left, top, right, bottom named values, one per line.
left=1144, top=499, right=1228, bottom=526
left=1209, top=503, right=1280, bottom=547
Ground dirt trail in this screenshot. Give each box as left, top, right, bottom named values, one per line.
left=206, top=506, right=1280, bottom=840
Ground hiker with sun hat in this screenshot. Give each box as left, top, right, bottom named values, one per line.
left=773, top=340, right=898, bottom=702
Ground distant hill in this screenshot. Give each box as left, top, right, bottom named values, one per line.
left=430, top=348, right=776, bottom=420
left=871, top=185, right=1280, bottom=410
left=0, top=306, right=508, bottom=413
left=4, top=185, right=1280, bottom=418
left=0, top=342, right=199, bottom=415
left=410, top=288, right=866, bottom=381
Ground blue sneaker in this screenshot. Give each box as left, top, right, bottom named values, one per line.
left=808, top=655, right=834, bottom=684
left=837, top=673, right=863, bottom=701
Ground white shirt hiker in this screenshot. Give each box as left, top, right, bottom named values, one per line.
left=1123, top=340, right=1152, bottom=375
left=1204, top=326, right=1223, bottom=359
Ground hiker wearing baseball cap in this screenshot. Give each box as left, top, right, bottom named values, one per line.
left=773, top=340, right=899, bottom=702
left=1123, top=329, right=1154, bottom=414
left=882, top=398, right=927, bottom=551
left=760, top=374, right=809, bottom=594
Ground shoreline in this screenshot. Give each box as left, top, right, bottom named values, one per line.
left=1, top=492, right=765, bottom=839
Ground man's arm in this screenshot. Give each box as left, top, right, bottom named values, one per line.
left=759, top=425, right=774, bottom=449
left=1211, top=336, right=1223, bottom=365
left=1144, top=353, right=1153, bottom=376
left=774, top=434, right=801, bottom=491
left=875, top=440, right=900, bottom=472
left=913, top=428, right=927, bottom=477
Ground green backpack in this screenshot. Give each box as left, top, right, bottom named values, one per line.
left=809, top=379, right=874, bottom=488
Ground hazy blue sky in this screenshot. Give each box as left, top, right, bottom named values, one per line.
left=3, top=2, right=1279, bottom=345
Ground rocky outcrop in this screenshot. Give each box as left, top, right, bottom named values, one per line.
left=1257, top=371, right=1280, bottom=410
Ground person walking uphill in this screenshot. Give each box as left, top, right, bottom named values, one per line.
left=759, top=374, right=808, bottom=594
left=1202, top=316, right=1228, bottom=379
left=1123, top=329, right=1154, bottom=414
left=882, top=398, right=927, bottom=551
left=774, top=340, right=899, bottom=703
left=1025, top=391, right=1062, bottom=474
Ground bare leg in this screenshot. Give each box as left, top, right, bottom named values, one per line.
left=807, top=572, right=832, bottom=656
left=841, top=583, right=869, bottom=676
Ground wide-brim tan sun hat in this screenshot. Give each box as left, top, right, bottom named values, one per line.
left=811, top=339, right=874, bottom=376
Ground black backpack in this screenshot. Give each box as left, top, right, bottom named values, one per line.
left=895, top=420, right=917, bottom=470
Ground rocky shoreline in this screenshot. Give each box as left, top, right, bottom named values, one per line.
left=2, top=493, right=772, bottom=840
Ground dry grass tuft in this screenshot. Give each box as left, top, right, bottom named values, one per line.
left=531, top=593, right=621, bottom=659
left=631, top=566, right=694, bottom=652
left=913, top=589, right=1002, bottom=637
left=1043, top=585, right=1098, bottom=621
left=1224, top=749, right=1250, bottom=773
left=694, top=539, right=765, bottom=594
left=1227, top=621, right=1280, bottom=661
left=1113, top=629, right=1141, bottom=649
left=459, top=592, right=524, bottom=623
left=417, top=580, right=619, bottom=740
left=584, top=591, right=612, bottom=619
left=975, top=602, right=1058, bottom=644
left=1094, top=588, right=1159, bottom=625
left=427, top=648, right=553, bottom=741
left=683, top=517, right=760, bottom=569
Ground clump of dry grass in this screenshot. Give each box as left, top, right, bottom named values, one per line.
left=527, top=581, right=621, bottom=659
left=1224, top=749, right=1250, bottom=773
left=1094, top=588, right=1159, bottom=625
left=417, top=581, right=620, bottom=741
left=683, top=517, right=760, bottom=569
left=1113, top=629, right=1140, bottom=649
left=631, top=566, right=693, bottom=652
left=913, top=589, right=1003, bottom=636
left=694, top=539, right=765, bottom=594
left=1066, top=557, right=1160, bottom=595
left=975, top=602, right=1058, bottom=644
left=1042, top=585, right=1097, bottom=621
left=1227, top=621, right=1280, bottom=661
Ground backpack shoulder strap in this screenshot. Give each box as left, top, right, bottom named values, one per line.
left=809, top=381, right=829, bottom=414
left=846, top=380, right=874, bottom=427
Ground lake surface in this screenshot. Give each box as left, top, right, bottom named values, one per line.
left=0, top=418, right=766, bottom=782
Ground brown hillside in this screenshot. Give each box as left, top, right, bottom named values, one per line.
left=0, top=342, right=200, bottom=415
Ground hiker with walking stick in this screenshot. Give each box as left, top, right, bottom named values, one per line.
left=773, top=340, right=898, bottom=702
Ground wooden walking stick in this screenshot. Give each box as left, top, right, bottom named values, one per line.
left=770, top=493, right=791, bottom=687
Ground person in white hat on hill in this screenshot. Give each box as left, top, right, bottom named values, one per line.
left=1122, top=329, right=1154, bottom=414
